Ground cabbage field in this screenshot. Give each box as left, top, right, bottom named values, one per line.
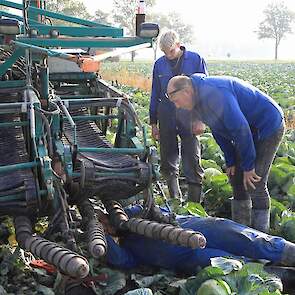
left=0, top=62, right=293, bottom=295
left=101, top=60, right=295, bottom=243
left=99, top=60, right=295, bottom=295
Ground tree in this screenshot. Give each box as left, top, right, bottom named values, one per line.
left=93, top=9, right=111, bottom=26
left=112, top=0, right=155, bottom=35
left=147, top=12, right=195, bottom=60
left=256, top=2, right=295, bottom=60
left=112, top=0, right=156, bottom=61
left=148, top=12, right=195, bottom=45
left=45, top=0, right=92, bottom=24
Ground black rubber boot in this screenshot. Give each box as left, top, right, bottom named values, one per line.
left=231, top=199, right=252, bottom=226
left=166, top=175, right=183, bottom=200
left=280, top=241, right=295, bottom=267
left=252, top=208, right=270, bottom=233
left=264, top=265, right=295, bottom=294
left=187, top=183, right=202, bottom=203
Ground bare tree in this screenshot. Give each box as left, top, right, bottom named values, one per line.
left=256, top=2, right=295, bottom=60
left=112, top=0, right=156, bottom=61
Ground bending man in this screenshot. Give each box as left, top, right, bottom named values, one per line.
left=166, top=74, right=284, bottom=232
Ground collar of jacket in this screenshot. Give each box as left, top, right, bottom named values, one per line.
left=180, top=46, right=188, bottom=59
left=190, top=74, right=206, bottom=114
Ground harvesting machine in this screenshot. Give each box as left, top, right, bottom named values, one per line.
left=0, top=0, right=206, bottom=288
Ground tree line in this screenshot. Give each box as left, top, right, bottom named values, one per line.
left=45, top=0, right=195, bottom=45
left=45, top=0, right=294, bottom=60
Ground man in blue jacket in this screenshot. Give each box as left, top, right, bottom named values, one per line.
left=149, top=30, right=208, bottom=202
left=104, top=205, right=295, bottom=274
left=166, top=74, right=285, bottom=232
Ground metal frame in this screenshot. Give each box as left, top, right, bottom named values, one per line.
left=0, top=0, right=154, bottom=216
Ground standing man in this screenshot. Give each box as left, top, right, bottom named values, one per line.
left=166, top=74, right=285, bottom=232
left=149, top=30, right=208, bottom=202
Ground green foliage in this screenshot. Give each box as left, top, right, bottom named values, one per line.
left=223, top=262, right=283, bottom=295
left=45, top=0, right=92, bottom=24
left=177, top=202, right=208, bottom=217
left=112, top=0, right=155, bottom=36
left=0, top=246, right=41, bottom=293
left=270, top=199, right=295, bottom=241
left=200, top=133, right=224, bottom=167
left=270, top=198, right=288, bottom=231
left=269, top=148, right=295, bottom=203
left=201, top=159, right=223, bottom=171
left=147, top=12, right=195, bottom=45
left=93, top=8, right=112, bottom=25
left=204, top=168, right=222, bottom=179
left=203, top=173, right=232, bottom=218
left=277, top=132, right=295, bottom=157
left=280, top=218, right=295, bottom=242
left=196, top=279, right=231, bottom=295
left=211, top=257, right=243, bottom=275
left=181, top=260, right=283, bottom=295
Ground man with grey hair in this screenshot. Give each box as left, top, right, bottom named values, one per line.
left=166, top=74, right=285, bottom=232
left=149, top=29, right=208, bottom=203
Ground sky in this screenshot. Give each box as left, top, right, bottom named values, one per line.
left=82, top=0, right=295, bottom=60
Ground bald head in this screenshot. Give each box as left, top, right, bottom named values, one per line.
left=167, top=76, right=194, bottom=110
left=168, top=76, right=191, bottom=91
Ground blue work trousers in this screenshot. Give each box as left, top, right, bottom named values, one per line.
left=107, top=215, right=287, bottom=275
left=230, top=123, right=285, bottom=210
left=158, top=99, right=204, bottom=184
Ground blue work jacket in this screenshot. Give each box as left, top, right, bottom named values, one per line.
left=190, top=74, right=284, bottom=171
left=149, top=48, right=208, bottom=124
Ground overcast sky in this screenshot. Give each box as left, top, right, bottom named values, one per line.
left=82, top=0, right=295, bottom=60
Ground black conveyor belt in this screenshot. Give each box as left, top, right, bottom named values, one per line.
left=0, top=114, right=37, bottom=215
left=64, top=108, right=150, bottom=201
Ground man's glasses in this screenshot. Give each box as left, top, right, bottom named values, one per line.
left=165, top=87, right=184, bottom=99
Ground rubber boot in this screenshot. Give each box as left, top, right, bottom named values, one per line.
left=280, top=241, right=295, bottom=267
left=231, top=199, right=252, bottom=226
left=166, top=175, right=183, bottom=200
left=187, top=183, right=202, bottom=203
left=264, top=265, right=295, bottom=293
left=252, top=209, right=270, bottom=233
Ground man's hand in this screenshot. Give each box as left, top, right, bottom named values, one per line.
left=226, top=166, right=235, bottom=177
left=151, top=124, right=160, bottom=141
left=243, top=169, right=261, bottom=190
left=192, top=120, right=205, bottom=135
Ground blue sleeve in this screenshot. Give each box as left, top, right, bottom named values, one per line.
left=149, top=63, right=160, bottom=124
left=209, top=90, right=256, bottom=171
left=212, top=131, right=235, bottom=167
left=105, top=235, right=138, bottom=269
left=199, top=57, right=209, bottom=76
left=223, top=94, right=256, bottom=171
left=124, top=204, right=143, bottom=217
